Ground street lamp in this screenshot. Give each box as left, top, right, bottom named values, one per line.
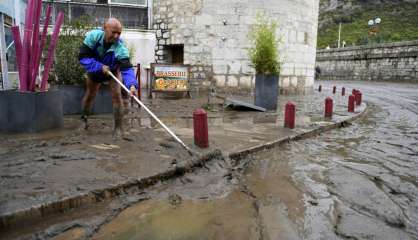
left=368, top=17, right=381, bottom=36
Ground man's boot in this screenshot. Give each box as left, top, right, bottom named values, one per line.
left=113, top=107, right=123, bottom=140
left=81, top=108, right=91, bottom=130
left=123, top=98, right=132, bottom=133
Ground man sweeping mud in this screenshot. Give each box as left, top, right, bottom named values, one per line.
left=78, top=18, right=137, bottom=139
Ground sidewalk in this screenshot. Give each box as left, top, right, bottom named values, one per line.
left=0, top=85, right=366, bottom=230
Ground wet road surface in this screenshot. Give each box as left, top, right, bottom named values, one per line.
left=90, top=82, right=418, bottom=240
left=3, top=82, right=417, bottom=240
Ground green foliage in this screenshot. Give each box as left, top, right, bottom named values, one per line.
left=356, top=35, right=369, bottom=45
left=248, top=14, right=281, bottom=76
left=318, top=3, right=418, bottom=48
left=53, top=16, right=92, bottom=85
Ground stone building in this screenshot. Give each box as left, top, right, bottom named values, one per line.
left=152, top=0, right=320, bottom=94
left=1, top=0, right=319, bottom=93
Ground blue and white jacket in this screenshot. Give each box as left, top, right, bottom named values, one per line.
left=78, top=29, right=137, bottom=89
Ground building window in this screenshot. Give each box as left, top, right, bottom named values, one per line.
left=46, top=0, right=147, bottom=7
left=70, top=0, right=109, bottom=3
left=4, top=25, right=17, bottom=72
left=42, top=1, right=148, bottom=29
left=109, top=0, right=147, bottom=6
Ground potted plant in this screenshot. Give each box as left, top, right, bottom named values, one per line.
left=0, top=2, right=64, bottom=133
left=248, top=14, right=282, bottom=110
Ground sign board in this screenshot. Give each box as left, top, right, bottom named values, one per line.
left=151, top=64, right=189, bottom=92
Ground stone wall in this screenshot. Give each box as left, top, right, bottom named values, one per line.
left=152, top=0, right=319, bottom=94
left=316, top=41, right=418, bottom=83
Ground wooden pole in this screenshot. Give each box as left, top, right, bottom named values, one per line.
left=31, top=5, right=52, bottom=91
left=21, top=0, right=35, bottom=91
left=40, top=12, right=64, bottom=91
left=29, top=0, right=42, bottom=91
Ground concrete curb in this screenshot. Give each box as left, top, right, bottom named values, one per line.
left=229, top=103, right=368, bottom=163
left=0, top=103, right=368, bottom=230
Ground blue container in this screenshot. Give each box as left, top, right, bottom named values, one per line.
left=58, top=85, right=113, bottom=115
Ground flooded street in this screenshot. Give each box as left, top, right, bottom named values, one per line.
left=88, top=82, right=418, bottom=239
left=1, top=82, right=416, bottom=240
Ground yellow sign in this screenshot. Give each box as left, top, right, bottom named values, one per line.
left=153, top=65, right=189, bottom=91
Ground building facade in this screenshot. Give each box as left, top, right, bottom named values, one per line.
left=1, top=0, right=320, bottom=93
left=152, top=0, right=320, bottom=94
left=0, top=0, right=26, bottom=89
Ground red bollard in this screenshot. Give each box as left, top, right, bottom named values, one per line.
left=348, top=95, right=355, bottom=112
left=355, top=91, right=362, bottom=106
left=325, top=97, right=333, bottom=118
left=352, top=89, right=357, bottom=95
left=193, top=108, right=209, bottom=148
left=342, top=87, right=345, bottom=96
left=333, top=86, right=336, bottom=94
left=284, top=101, right=296, bottom=129
left=318, top=85, right=322, bottom=92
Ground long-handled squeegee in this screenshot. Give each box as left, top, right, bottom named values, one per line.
left=107, top=71, right=194, bottom=156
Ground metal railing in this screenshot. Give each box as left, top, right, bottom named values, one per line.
left=41, top=1, right=148, bottom=29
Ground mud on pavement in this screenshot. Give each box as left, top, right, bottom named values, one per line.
left=0, top=109, right=222, bottom=232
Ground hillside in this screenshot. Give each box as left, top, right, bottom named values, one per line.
left=318, top=0, right=418, bottom=49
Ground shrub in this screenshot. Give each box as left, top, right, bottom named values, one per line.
left=53, top=17, right=92, bottom=85
left=248, top=14, right=281, bottom=76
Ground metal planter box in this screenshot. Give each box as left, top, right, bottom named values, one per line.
left=0, top=90, right=63, bottom=133
left=59, top=85, right=112, bottom=115
left=254, top=74, right=279, bottom=110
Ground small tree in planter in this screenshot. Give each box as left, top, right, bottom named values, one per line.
left=54, top=16, right=91, bottom=86
left=248, top=14, right=282, bottom=110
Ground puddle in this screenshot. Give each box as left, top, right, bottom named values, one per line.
left=92, top=192, right=258, bottom=240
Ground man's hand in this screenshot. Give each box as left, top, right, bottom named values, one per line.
left=129, top=85, right=137, bottom=97
left=102, top=65, right=110, bottom=75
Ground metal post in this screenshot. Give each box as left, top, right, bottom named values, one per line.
left=148, top=0, right=153, bottom=29
left=68, top=1, right=71, bottom=23
left=14, top=0, right=21, bottom=28
left=0, top=13, right=10, bottom=90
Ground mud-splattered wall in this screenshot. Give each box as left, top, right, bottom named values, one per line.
left=316, top=41, right=418, bottom=83
left=152, top=0, right=319, bottom=94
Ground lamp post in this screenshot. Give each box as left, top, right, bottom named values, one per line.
left=337, top=22, right=342, bottom=48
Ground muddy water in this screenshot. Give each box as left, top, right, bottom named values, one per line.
left=91, top=82, right=418, bottom=239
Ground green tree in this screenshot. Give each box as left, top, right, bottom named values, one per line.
left=248, top=14, right=281, bottom=76
left=53, top=16, right=92, bottom=85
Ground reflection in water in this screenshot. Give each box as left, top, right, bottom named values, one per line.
left=92, top=194, right=259, bottom=240
left=288, top=82, right=418, bottom=239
